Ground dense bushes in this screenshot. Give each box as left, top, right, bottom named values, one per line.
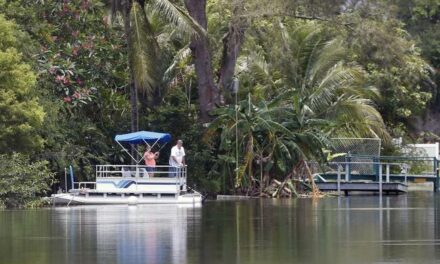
left=0, top=153, right=55, bottom=208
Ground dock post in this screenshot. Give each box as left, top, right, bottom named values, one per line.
left=373, top=157, right=379, bottom=182
left=434, top=158, right=438, bottom=192
left=346, top=153, right=352, bottom=181
left=378, top=164, right=382, bottom=195
left=337, top=165, right=341, bottom=196
left=404, top=166, right=408, bottom=185
left=64, top=168, right=67, bottom=193
left=386, top=164, right=390, bottom=183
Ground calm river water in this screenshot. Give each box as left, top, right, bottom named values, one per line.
left=1, top=193, right=440, bottom=264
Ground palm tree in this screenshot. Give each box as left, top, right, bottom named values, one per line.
left=208, top=21, right=390, bottom=194
left=208, top=94, right=329, bottom=193
left=275, top=23, right=389, bottom=140
left=241, top=22, right=389, bottom=140
left=110, top=0, right=203, bottom=132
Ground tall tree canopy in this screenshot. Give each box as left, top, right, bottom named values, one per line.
left=0, top=15, right=44, bottom=153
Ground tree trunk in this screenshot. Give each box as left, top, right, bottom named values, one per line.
left=122, top=3, right=138, bottom=133
left=123, top=1, right=138, bottom=163
left=218, top=2, right=247, bottom=99
left=184, top=0, right=219, bottom=121
left=122, top=2, right=138, bottom=134
left=130, top=81, right=139, bottom=132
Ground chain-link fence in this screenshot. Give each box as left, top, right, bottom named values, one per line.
left=328, top=138, right=381, bottom=175
left=306, top=138, right=439, bottom=181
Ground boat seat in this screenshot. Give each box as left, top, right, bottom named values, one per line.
left=122, top=167, right=133, bottom=177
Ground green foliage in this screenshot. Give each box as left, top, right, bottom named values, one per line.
left=0, top=0, right=438, bottom=196
left=325, top=5, right=436, bottom=136
left=1, top=0, right=130, bottom=181
left=207, top=22, right=391, bottom=192
left=347, top=16, right=433, bottom=122
left=394, top=0, right=440, bottom=110
left=208, top=94, right=330, bottom=189
left=2, top=0, right=128, bottom=106
left=243, top=21, right=388, bottom=139
left=0, top=153, right=55, bottom=208
left=129, top=1, right=161, bottom=102
left=0, top=14, right=44, bottom=153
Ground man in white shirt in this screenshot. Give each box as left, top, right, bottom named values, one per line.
left=169, top=140, right=185, bottom=177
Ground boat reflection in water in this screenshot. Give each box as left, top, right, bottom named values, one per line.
left=54, top=204, right=201, bottom=264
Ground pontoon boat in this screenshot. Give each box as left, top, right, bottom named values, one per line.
left=51, top=131, right=202, bottom=205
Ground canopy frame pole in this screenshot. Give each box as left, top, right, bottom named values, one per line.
left=138, top=138, right=164, bottom=163
left=116, top=141, right=139, bottom=164
left=146, top=138, right=161, bottom=150
left=139, top=138, right=159, bottom=164
left=138, top=140, right=153, bottom=164
left=157, top=142, right=168, bottom=152
left=132, top=145, right=145, bottom=164
left=142, top=140, right=152, bottom=149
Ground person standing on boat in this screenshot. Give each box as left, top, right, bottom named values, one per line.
left=144, top=146, right=159, bottom=177
left=169, top=139, right=185, bottom=177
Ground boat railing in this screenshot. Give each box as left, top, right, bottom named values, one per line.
left=69, top=165, right=187, bottom=192
left=73, top=182, right=96, bottom=190
left=95, top=164, right=187, bottom=180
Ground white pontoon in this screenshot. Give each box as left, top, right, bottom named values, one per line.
left=51, top=131, right=202, bottom=205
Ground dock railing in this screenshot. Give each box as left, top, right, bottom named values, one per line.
left=327, top=161, right=408, bottom=195
left=352, top=155, right=437, bottom=179
left=315, top=155, right=440, bottom=192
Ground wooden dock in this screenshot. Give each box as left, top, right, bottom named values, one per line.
left=316, top=182, right=407, bottom=195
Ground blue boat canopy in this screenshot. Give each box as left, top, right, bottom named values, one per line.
left=114, top=131, right=172, bottom=144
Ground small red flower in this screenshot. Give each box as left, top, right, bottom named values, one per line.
left=72, top=91, right=81, bottom=99
left=63, top=3, right=69, bottom=13
left=63, top=97, right=71, bottom=103
left=72, top=46, right=79, bottom=56
left=55, top=75, right=64, bottom=83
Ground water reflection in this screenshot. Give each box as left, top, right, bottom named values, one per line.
left=0, top=204, right=201, bottom=264
left=194, top=194, right=440, bottom=264
left=1, top=194, right=440, bottom=264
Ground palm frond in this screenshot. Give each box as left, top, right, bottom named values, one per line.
left=162, top=46, right=191, bottom=83
left=307, top=38, right=346, bottom=87
left=308, top=63, right=355, bottom=113
left=129, top=2, right=161, bottom=100
left=152, top=0, right=206, bottom=37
